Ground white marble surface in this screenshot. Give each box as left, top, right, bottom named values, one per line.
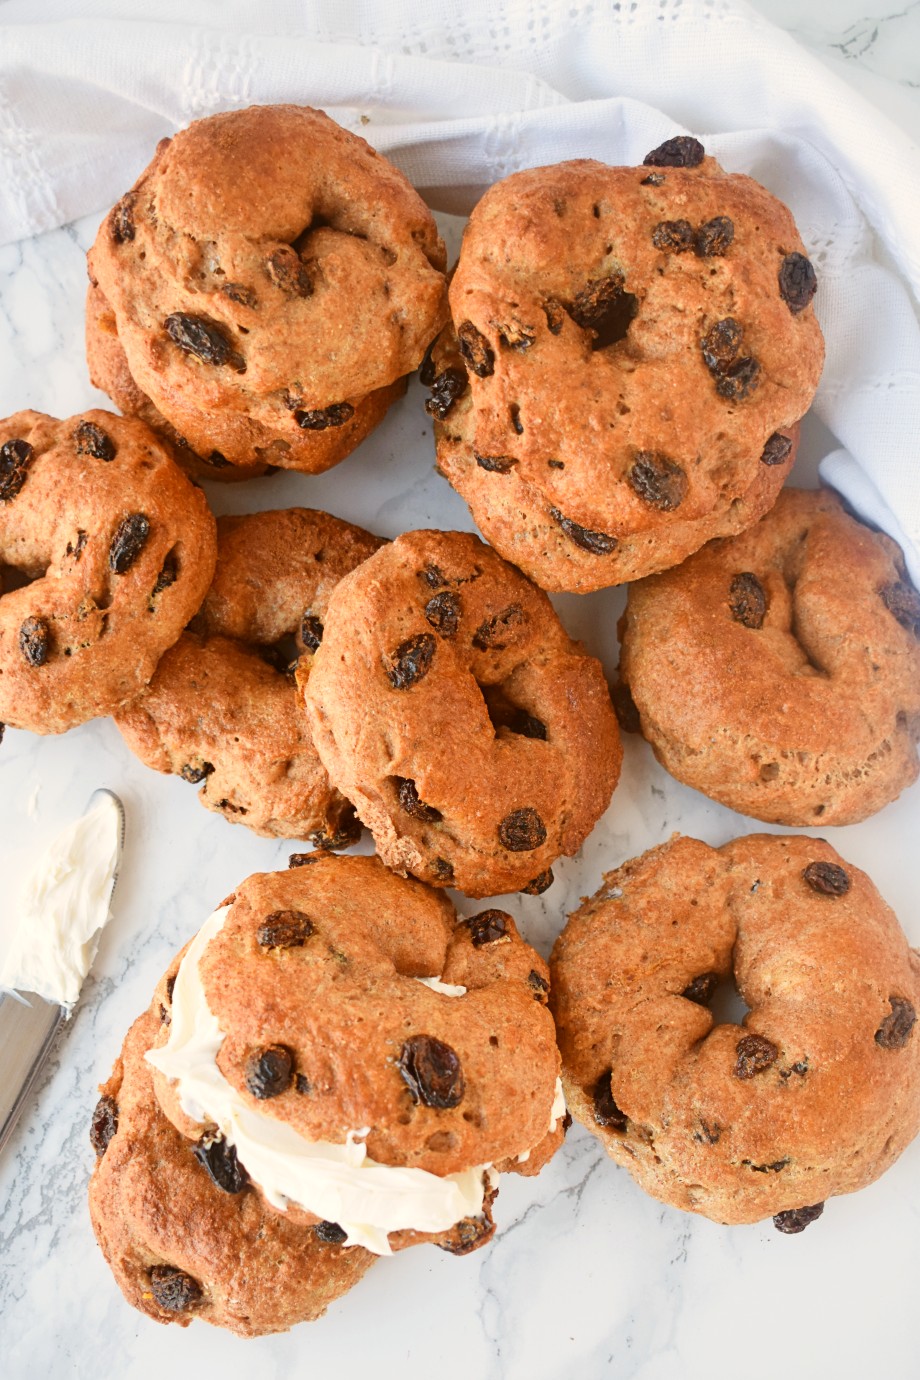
left=1, top=5, right=919, bottom=1378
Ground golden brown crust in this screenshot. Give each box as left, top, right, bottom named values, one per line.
left=428, top=152, right=822, bottom=590
left=87, top=105, right=447, bottom=471
left=114, top=509, right=382, bottom=838
left=618, top=487, right=920, bottom=824
left=301, top=530, right=622, bottom=896
left=151, top=857, right=562, bottom=1182
left=550, top=834, right=920, bottom=1226
left=89, top=1010, right=375, bottom=1335
left=0, top=408, right=216, bottom=734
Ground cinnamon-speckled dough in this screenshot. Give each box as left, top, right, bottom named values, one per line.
left=87, top=105, right=447, bottom=472
left=428, top=145, right=822, bottom=591
left=618, top=488, right=920, bottom=824
left=551, top=834, right=920, bottom=1227
left=0, top=409, right=216, bottom=734
left=89, top=1009, right=375, bottom=1335
left=115, top=508, right=382, bottom=838
left=301, top=530, right=622, bottom=896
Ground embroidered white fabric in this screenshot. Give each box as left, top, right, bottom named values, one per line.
left=0, top=0, right=917, bottom=576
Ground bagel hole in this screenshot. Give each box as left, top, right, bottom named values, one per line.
left=708, top=974, right=751, bottom=1027
left=480, top=684, right=548, bottom=742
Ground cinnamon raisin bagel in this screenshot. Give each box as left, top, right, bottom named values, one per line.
left=0, top=409, right=216, bottom=735
left=550, top=834, right=920, bottom=1230
left=428, top=137, right=822, bottom=591
left=301, top=530, right=622, bottom=896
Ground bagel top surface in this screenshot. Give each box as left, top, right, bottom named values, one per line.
left=150, top=855, right=561, bottom=1179
left=433, top=146, right=823, bottom=540
left=88, top=106, right=448, bottom=433
left=619, top=486, right=920, bottom=825
left=0, top=408, right=216, bottom=735
left=550, top=833, right=920, bottom=1225
left=301, top=530, right=622, bottom=897
left=89, top=1009, right=375, bottom=1336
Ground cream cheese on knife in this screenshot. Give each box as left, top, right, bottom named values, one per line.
left=0, top=792, right=122, bottom=1007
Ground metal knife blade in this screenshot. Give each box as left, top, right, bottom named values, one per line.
left=0, top=788, right=125, bottom=1157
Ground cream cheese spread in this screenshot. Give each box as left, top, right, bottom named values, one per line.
left=0, top=793, right=122, bottom=1008
left=146, top=907, right=490, bottom=1256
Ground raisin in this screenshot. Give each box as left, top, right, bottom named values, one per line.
left=179, top=761, right=214, bottom=784
left=267, top=246, right=314, bottom=297
left=568, top=275, right=637, bottom=348
left=73, top=420, right=116, bottom=461
left=19, top=616, right=51, bottom=667
left=549, top=508, right=618, bottom=556
left=651, top=219, right=694, bottom=252
left=257, top=909, right=315, bottom=949
left=593, top=1070, right=628, bottom=1130
left=733, top=1034, right=778, bottom=1079
left=803, top=861, right=850, bottom=896
left=294, top=403, right=354, bottom=431
left=110, top=195, right=135, bottom=244
left=695, top=1120, right=721, bottom=1145
left=419, top=563, right=447, bottom=589
left=773, top=1203, right=824, bottom=1234
left=0, top=438, right=34, bottom=502
left=148, top=1266, right=203, bottom=1313
left=386, top=633, right=436, bottom=689
left=509, top=403, right=524, bottom=434
left=398, top=1035, right=465, bottom=1109
left=221, top=282, right=258, bottom=308
left=778, top=253, right=817, bottom=314
left=701, top=317, right=743, bottom=373
left=474, top=451, right=517, bottom=473
left=543, top=300, right=566, bottom=334
left=396, top=777, right=442, bottom=822
left=204, top=450, right=230, bottom=468
left=165, top=312, right=245, bottom=371
left=288, top=853, right=320, bottom=868
left=643, top=136, right=705, bottom=168
left=881, top=581, right=920, bottom=637
left=628, top=451, right=688, bottom=511
left=612, top=682, right=641, bottom=734
left=528, top=969, right=549, bottom=1002
left=464, top=910, right=509, bottom=947
left=437, top=1213, right=495, bottom=1255
left=425, top=591, right=461, bottom=639
left=875, top=997, right=916, bottom=1050
left=729, top=572, right=767, bottom=629
left=419, top=339, right=438, bottom=387
left=682, top=973, right=718, bottom=1005
left=509, top=710, right=547, bottom=740
left=695, top=216, right=734, bottom=257
left=109, top=513, right=150, bottom=573
left=425, top=368, right=468, bottom=420
left=472, top=605, right=525, bottom=650
left=430, top=857, right=454, bottom=883
left=295, top=1073, right=312, bottom=1094
left=65, top=531, right=88, bottom=562
left=640, top=173, right=666, bottom=186
left=457, top=321, right=495, bottom=378
left=307, top=818, right=362, bottom=851
left=245, top=1045, right=294, bottom=1099
left=498, top=807, right=547, bottom=852
left=165, top=975, right=176, bottom=1004
left=90, top=1095, right=118, bottom=1157
left=521, top=869, right=554, bottom=895
left=496, top=317, right=535, bottom=351
left=761, top=432, right=793, bottom=467
left=301, top=613, right=324, bottom=650
left=715, top=356, right=761, bottom=401
left=314, top=1221, right=348, bottom=1245
left=193, top=1133, right=248, bottom=1193
left=152, top=553, right=178, bottom=597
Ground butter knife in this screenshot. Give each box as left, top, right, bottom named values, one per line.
left=0, top=788, right=125, bottom=1156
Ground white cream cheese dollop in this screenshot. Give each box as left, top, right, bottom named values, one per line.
left=0, top=794, right=122, bottom=1007
left=146, top=908, right=490, bottom=1256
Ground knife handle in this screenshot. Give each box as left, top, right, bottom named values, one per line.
left=0, top=990, right=65, bottom=1157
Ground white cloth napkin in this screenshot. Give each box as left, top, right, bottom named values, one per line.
left=1, top=0, right=918, bottom=581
